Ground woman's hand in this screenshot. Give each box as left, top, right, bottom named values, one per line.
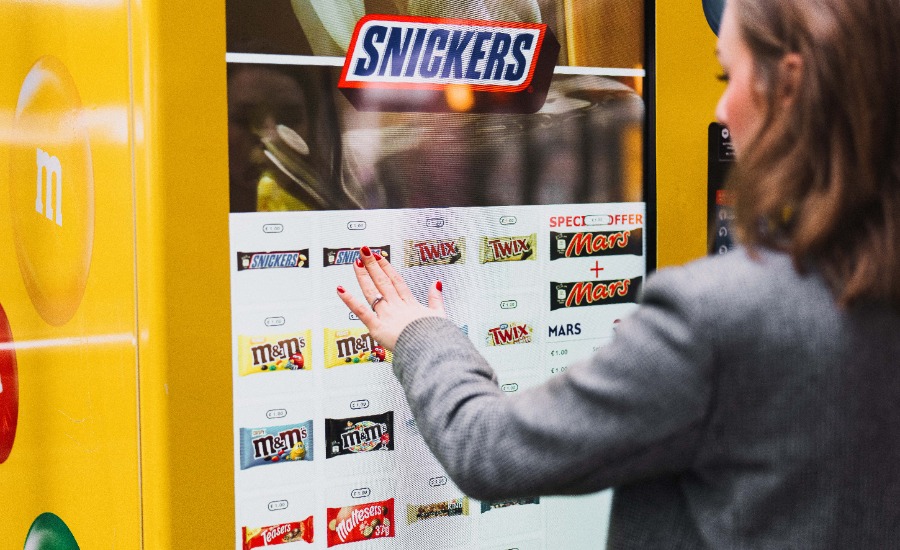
left=336, top=245, right=446, bottom=350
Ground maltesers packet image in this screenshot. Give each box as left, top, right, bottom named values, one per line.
left=326, top=498, right=395, bottom=547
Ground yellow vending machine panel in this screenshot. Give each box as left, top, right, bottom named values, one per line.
left=656, top=0, right=725, bottom=265
left=0, top=0, right=233, bottom=548
left=0, top=0, right=721, bottom=548
left=0, top=0, right=142, bottom=547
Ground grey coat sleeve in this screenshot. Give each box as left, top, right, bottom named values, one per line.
left=391, top=268, right=715, bottom=501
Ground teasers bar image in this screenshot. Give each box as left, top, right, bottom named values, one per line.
left=242, top=516, right=314, bottom=549
left=550, top=277, right=643, bottom=310
left=550, top=228, right=643, bottom=260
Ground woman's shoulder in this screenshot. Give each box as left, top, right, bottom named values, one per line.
left=644, top=248, right=836, bottom=326
left=653, top=247, right=798, bottom=288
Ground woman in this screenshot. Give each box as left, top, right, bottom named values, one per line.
left=337, top=0, right=900, bottom=546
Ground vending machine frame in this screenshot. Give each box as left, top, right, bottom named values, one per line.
left=0, top=0, right=722, bottom=547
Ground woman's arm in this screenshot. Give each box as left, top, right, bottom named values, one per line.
left=338, top=250, right=715, bottom=500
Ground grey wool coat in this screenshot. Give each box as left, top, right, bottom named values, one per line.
left=391, top=248, right=900, bottom=549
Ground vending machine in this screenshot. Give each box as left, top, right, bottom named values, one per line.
left=0, top=0, right=723, bottom=548
left=226, top=2, right=648, bottom=549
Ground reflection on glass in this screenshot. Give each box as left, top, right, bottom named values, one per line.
left=228, top=66, right=642, bottom=212
left=225, top=0, right=646, bottom=213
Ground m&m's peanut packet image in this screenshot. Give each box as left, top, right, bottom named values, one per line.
left=238, top=331, right=312, bottom=376
left=323, top=327, right=390, bottom=368
left=242, top=516, right=314, bottom=549
left=239, top=420, right=314, bottom=469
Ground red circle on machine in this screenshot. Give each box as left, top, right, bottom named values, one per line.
left=0, top=302, right=19, bottom=464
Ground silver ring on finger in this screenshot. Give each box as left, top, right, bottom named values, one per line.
left=370, top=294, right=385, bottom=311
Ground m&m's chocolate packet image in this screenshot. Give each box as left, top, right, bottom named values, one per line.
left=325, top=411, right=394, bottom=458
left=236, top=249, right=309, bottom=270
left=242, top=516, right=314, bottom=549
left=323, top=245, right=390, bottom=267
left=239, top=420, right=313, bottom=469
left=327, top=499, right=395, bottom=547
left=323, top=327, right=390, bottom=368
left=238, top=331, right=312, bottom=375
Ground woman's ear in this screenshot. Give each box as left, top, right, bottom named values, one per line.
left=778, top=53, right=803, bottom=108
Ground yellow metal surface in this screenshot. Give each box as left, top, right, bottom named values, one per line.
left=0, top=0, right=718, bottom=547
left=1, top=0, right=233, bottom=548
left=0, top=0, right=141, bottom=547
left=133, top=0, right=234, bottom=548
left=655, top=1, right=725, bottom=267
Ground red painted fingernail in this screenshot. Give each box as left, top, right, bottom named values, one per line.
left=360, top=246, right=372, bottom=256
left=337, top=286, right=345, bottom=294
left=355, top=258, right=363, bottom=268
left=436, top=281, right=443, bottom=292
left=373, top=253, right=383, bottom=261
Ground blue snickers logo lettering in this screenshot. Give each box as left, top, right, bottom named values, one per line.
left=236, top=249, right=308, bottom=271
left=339, top=15, right=559, bottom=114
left=347, top=22, right=536, bottom=86
left=251, top=253, right=299, bottom=269
left=335, top=249, right=360, bottom=265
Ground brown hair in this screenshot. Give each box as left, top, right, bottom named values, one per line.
left=729, top=0, right=900, bottom=308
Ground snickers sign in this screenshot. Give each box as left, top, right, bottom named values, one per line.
left=339, top=15, right=559, bottom=113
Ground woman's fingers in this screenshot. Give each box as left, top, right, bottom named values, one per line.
left=352, top=257, right=382, bottom=305
left=428, top=280, right=446, bottom=315
left=336, top=286, right=379, bottom=327
left=359, top=246, right=401, bottom=302
left=376, top=253, right=416, bottom=302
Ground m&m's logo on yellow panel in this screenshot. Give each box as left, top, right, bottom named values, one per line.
left=8, top=56, right=95, bottom=326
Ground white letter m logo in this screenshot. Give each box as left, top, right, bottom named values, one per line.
left=35, top=148, right=62, bottom=226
